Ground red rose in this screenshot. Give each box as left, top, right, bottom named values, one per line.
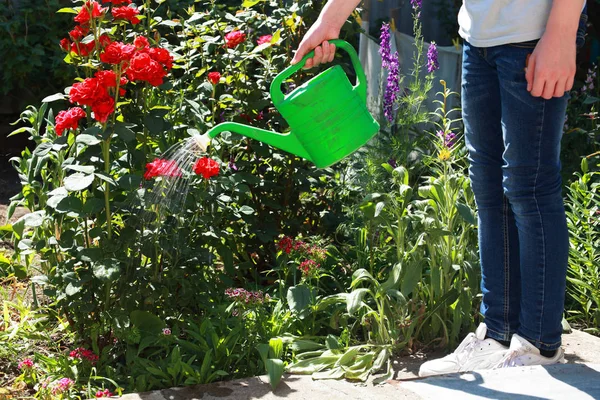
left=100, top=41, right=136, bottom=64
left=225, top=31, right=246, bottom=48
left=98, top=34, right=112, bottom=48
left=257, top=35, right=272, bottom=46
left=193, top=157, right=220, bottom=179
left=70, top=78, right=109, bottom=106
left=112, top=6, right=140, bottom=24
left=95, top=70, right=127, bottom=96
left=74, top=1, right=107, bottom=25
left=148, top=48, right=173, bottom=71
left=91, top=97, right=115, bottom=123
left=134, top=36, right=150, bottom=50
left=54, top=107, right=86, bottom=136
left=207, top=72, right=221, bottom=85
left=144, top=159, right=182, bottom=180
left=101, top=0, right=131, bottom=4
left=71, top=41, right=96, bottom=57
left=60, top=38, right=71, bottom=52
left=69, top=25, right=89, bottom=41
left=126, top=52, right=167, bottom=87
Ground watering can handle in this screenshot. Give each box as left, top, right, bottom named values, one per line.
left=271, top=39, right=367, bottom=105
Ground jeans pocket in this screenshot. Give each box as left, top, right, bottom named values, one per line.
left=507, top=39, right=539, bottom=49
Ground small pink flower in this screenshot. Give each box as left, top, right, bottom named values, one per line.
left=52, top=377, right=75, bottom=395
left=96, top=388, right=114, bottom=398
left=257, top=34, right=273, bottom=46
left=162, top=328, right=171, bottom=335
left=18, top=358, right=34, bottom=369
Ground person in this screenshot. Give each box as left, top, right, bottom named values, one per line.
left=291, top=0, right=585, bottom=377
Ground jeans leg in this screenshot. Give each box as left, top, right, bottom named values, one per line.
left=462, top=42, right=521, bottom=342
left=496, top=45, right=569, bottom=351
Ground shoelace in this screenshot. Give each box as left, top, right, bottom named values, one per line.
left=497, top=348, right=525, bottom=368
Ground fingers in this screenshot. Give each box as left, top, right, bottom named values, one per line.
left=541, top=80, right=556, bottom=100
left=526, top=54, right=535, bottom=92
left=327, top=42, right=336, bottom=63
left=294, top=41, right=337, bottom=69
left=566, top=74, right=575, bottom=92
left=553, top=77, right=567, bottom=98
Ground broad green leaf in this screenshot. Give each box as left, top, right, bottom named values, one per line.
left=239, top=205, right=254, bottom=215
left=266, top=359, right=284, bottom=389
left=93, top=259, right=121, bottom=282
left=16, top=211, right=45, bottom=228
left=286, top=356, right=338, bottom=374
left=77, top=134, right=101, bottom=146
left=347, top=288, right=369, bottom=315
left=33, top=142, right=53, bottom=157
left=57, top=7, right=78, bottom=13
left=115, top=123, right=136, bottom=142
left=64, top=173, right=94, bottom=191
left=335, top=346, right=360, bottom=367
left=312, top=366, right=345, bottom=380
left=12, top=264, right=28, bottom=279
left=289, top=339, right=324, bottom=352
left=130, top=310, right=166, bottom=335
left=287, top=285, right=311, bottom=312
left=56, top=196, right=84, bottom=215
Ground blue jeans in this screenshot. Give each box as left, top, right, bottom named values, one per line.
left=462, top=41, right=569, bottom=351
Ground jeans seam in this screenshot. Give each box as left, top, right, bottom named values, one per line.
left=533, top=100, right=547, bottom=343
left=503, top=195, right=509, bottom=334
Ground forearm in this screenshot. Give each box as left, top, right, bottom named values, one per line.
left=545, top=0, right=585, bottom=39
left=318, top=0, right=363, bottom=30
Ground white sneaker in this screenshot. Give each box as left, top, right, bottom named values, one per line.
left=418, top=323, right=509, bottom=377
left=495, top=333, right=565, bottom=368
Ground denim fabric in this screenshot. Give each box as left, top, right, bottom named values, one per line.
left=462, top=41, right=569, bottom=351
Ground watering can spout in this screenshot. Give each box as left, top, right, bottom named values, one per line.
left=206, top=122, right=312, bottom=162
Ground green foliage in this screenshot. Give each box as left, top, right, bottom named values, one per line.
left=0, top=0, right=74, bottom=97
left=565, top=157, right=600, bottom=334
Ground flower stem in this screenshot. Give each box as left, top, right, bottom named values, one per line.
left=102, top=138, right=112, bottom=240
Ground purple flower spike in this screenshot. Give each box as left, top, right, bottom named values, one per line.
left=384, top=52, right=400, bottom=123
left=437, top=130, right=457, bottom=148
left=379, top=23, right=392, bottom=69
left=411, top=0, right=422, bottom=9
left=427, top=42, right=439, bottom=73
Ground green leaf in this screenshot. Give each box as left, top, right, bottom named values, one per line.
left=456, top=202, right=476, bottom=225
left=347, top=288, right=369, bottom=315
left=42, top=93, right=66, bottom=103
left=77, top=134, right=102, bottom=146
left=65, top=164, right=95, bottom=174
left=130, top=310, right=166, bottom=335
left=286, top=356, right=338, bottom=374
left=64, top=173, right=94, bottom=191
left=269, top=338, right=283, bottom=359
left=287, top=285, right=311, bottom=312
left=16, top=211, right=45, bottom=228
left=93, top=259, right=121, bottom=282
left=12, top=264, right=28, bottom=279
left=57, top=7, right=78, bottom=13
left=325, top=335, right=341, bottom=350
left=239, top=205, right=254, bottom=215
left=335, top=346, right=360, bottom=367
left=256, top=343, right=270, bottom=367
left=33, top=142, right=53, bottom=157
left=266, top=359, right=285, bottom=389
left=65, top=282, right=82, bottom=296
left=115, top=123, right=137, bottom=142
left=242, top=0, right=264, bottom=7
left=312, top=366, right=345, bottom=380
left=56, top=196, right=84, bottom=215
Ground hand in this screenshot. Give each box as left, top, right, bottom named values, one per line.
left=526, top=30, right=576, bottom=99
left=291, top=18, right=340, bottom=68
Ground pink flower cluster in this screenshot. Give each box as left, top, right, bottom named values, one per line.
left=69, top=347, right=99, bottom=364
left=18, top=358, right=34, bottom=369
left=52, top=377, right=75, bottom=395
left=299, top=259, right=320, bottom=276
left=277, top=236, right=327, bottom=262
left=225, top=288, right=267, bottom=305
left=96, top=388, right=114, bottom=397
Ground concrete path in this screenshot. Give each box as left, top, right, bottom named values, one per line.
left=117, top=329, right=600, bottom=400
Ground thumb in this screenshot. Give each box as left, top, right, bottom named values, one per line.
left=291, top=41, right=311, bottom=65
left=526, top=54, right=535, bottom=92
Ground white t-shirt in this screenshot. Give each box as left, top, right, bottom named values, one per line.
left=458, top=1, right=584, bottom=47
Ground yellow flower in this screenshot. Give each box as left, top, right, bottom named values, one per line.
left=438, top=148, right=451, bottom=161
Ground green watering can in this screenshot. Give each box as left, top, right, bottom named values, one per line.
left=202, top=39, right=380, bottom=169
